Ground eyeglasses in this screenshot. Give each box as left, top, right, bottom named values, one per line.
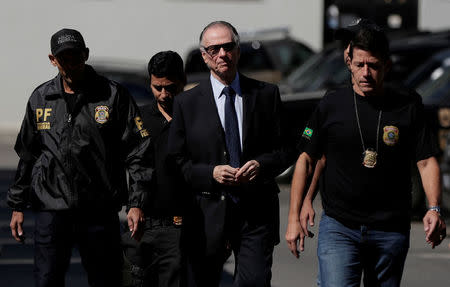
left=202, top=42, right=237, bottom=57
left=152, top=83, right=178, bottom=94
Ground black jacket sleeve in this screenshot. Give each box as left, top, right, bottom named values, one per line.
left=115, top=86, right=153, bottom=209
left=7, top=101, right=40, bottom=211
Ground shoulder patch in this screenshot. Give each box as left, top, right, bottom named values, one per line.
left=302, top=127, right=313, bottom=139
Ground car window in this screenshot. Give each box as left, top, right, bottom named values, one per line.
left=417, top=62, right=450, bottom=106
left=265, top=40, right=314, bottom=75
left=238, top=42, right=274, bottom=71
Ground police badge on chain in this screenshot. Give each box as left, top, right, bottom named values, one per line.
left=95, top=106, right=109, bottom=124
left=362, top=148, right=377, bottom=168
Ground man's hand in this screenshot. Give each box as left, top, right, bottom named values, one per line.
left=299, top=200, right=315, bottom=241
left=423, top=210, right=446, bottom=248
left=127, top=207, right=144, bottom=240
left=213, top=165, right=239, bottom=185
left=235, top=160, right=260, bottom=183
left=285, top=219, right=304, bottom=259
left=10, top=211, right=25, bottom=242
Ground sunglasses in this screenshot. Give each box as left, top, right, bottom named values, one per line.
left=152, top=83, right=178, bottom=94
left=202, top=42, right=237, bottom=57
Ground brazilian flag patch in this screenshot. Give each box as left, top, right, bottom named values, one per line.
left=302, top=127, right=313, bottom=139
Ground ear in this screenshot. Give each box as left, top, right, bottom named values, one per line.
left=48, top=54, right=58, bottom=67
left=84, top=48, right=90, bottom=61
left=384, top=59, right=392, bottom=74
left=345, top=56, right=351, bottom=70
left=201, top=50, right=209, bottom=64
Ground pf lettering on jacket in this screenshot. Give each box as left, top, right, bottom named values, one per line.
left=36, top=108, right=52, bottom=130
left=134, top=117, right=149, bottom=138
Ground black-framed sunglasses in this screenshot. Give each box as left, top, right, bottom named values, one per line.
left=152, top=83, right=178, bottom=94
left=202, top=42, right=237, bottom=57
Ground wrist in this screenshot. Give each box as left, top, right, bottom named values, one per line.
left=428, top=205, right=441, bottom=216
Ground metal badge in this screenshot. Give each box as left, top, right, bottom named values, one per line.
left=363, top=149, right=377, bottom=168
left=173, top=216, right=183, bottom=226
left=383, top=126, right=399, bottom=146
left=95, top=106, right=109, bottom=124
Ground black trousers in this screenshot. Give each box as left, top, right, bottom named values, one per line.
left=33, top=210, right=122, bottom=287
left=186, top=195, right=275, bottom=287
left=122, top=217, right=184, bottom=287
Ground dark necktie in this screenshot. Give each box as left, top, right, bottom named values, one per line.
left=223, top=86, right=241, bottom=168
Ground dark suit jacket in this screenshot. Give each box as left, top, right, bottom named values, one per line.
left=168, top=74, right=294, bottom=252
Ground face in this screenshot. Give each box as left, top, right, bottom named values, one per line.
left=150, top=75, right=183, bottom=112
left=350, top=47, right=390, bottom=96
left=201, top=25, right=240, bottom=82
left=49, top=49, right=88, bottom=87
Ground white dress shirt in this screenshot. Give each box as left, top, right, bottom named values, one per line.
left=210, top=74, right=243, bottom=151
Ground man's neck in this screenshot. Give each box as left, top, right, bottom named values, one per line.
left=157, top=103, right=172, bottom=122
left=63, top=80, right=77, bottom=94
left=211, top=71, right=237, bottom=86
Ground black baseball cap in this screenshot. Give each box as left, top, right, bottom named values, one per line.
left=334, top=18, right=383, bottom=42
left=50, top=28, right=87, bottom=56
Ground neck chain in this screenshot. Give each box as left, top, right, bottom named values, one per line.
left=353, top=91, right=382, bottom=168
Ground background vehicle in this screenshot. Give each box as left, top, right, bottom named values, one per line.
left=281, top=30, right=450, bottom=94
left=184, top=28, right=314, bottom=88
left=91, top=59, right=153, bottom=107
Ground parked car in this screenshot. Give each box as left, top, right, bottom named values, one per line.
left=281, top=30, right=450, bottom=94
left=184, top=28, right=314, bottom=88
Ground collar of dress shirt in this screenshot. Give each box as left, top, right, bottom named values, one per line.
left=210, top=73, right=241, bottom=100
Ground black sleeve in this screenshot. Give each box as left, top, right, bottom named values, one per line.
left=115, top=86, right=153, bottom=209
left=167, top=95, right=216, bottom=191
left=254, top=85, right=298, bottom=178
left=411, top=97, right=440, bottom=161
left=299, top=94, right=328, bottom=160
left=7, top=101, right=40, bottom=211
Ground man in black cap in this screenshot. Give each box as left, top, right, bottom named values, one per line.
left=286, top=22, right=446, bottom=286
left=7, top=28, right=150, bottom=287
left=121, top=51, right=188, bottom=287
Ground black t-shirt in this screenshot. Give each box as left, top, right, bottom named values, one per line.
left=140, top=101, right=188, bottom=216
left=301, top=85, right=439, bottom=231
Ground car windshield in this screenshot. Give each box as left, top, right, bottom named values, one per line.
left=264, top=40, right=314, bottom=75
left=284, top=47, right=348, bottom=92
left=416, top=59, right=450, bottom=106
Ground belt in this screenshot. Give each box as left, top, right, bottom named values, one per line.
left=146, top=216, right=183, bottom=227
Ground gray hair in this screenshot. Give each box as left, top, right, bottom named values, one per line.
left=199, top=21, right=240, bottom=50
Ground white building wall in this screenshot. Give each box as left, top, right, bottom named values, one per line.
left=0, top=0, right=448, bottom=130
left=0, top=0, right=323, bottom=129
left=418, top=0, right=450, bottom=30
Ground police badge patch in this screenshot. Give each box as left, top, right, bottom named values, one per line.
left=383, top=126, right=399, bottom=146
left=95, top=106, right=109, bottom=124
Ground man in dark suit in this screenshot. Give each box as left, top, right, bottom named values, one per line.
left=168, top=21, right=294, bottom=287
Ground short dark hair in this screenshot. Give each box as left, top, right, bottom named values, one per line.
left=199, top=21, right=240, bottom=48
left=147, top=51, right=186, bottom=85
left=349, top=26, right=390, bottom=62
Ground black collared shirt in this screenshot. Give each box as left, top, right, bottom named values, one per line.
left=140, top=101, right=187, bottom=216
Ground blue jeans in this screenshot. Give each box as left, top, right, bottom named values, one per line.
left=317, top=213, right=409, bottom=287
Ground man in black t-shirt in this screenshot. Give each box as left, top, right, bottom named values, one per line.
left=121, top=51, right=187, bottom=287
left=286, top=24, right=447, bottom=286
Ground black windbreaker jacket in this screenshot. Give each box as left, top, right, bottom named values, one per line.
left=7, top=65, right=151, bottom=211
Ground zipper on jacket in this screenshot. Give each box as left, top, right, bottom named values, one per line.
left=66, top=112, right=76, bottom=207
